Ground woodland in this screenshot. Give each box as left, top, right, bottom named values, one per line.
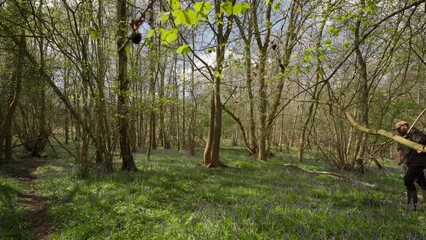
left=0, top=0, right=426, bottom=239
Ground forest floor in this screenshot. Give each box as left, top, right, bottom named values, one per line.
left=2, top=148, right=425, bottom=239
left=12, top=158, right=51, bottom=240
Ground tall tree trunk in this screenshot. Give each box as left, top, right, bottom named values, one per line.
left=117, top=0, right=137, bottom=172
left=34, top=0, right=48, bottom=156
left=354, top=0, right=369, bottom=168
left=36, top=37, right=48, bottom=156
left=235, top=13, right=257, bottom=155
left=170, top=54, right=179, bottom=150
left=203, top=94, right=215, bottom=165
left=148, top=9, right=157, bottom=155
left=174, top=57, right=180, bottom=150
left=203, top=0, right=234, bottom=168
left=95, top=0, right=114, bottom=172
left=159, top=59, right=168, bottom=149
left=188, top=53, right=196, bottom=155
left=181, top=58, right=186, bottom=150
left=253, top=0, right=273, bottom=161
left=0, top=34, right=25, bottom=162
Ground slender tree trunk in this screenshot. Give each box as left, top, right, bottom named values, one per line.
left=203, top=94, right=215, bottom=165
left=255, top=0, right=273, bottom=161
left=235, top=11, right=257, bottom=155
left=188, top=52, right=196, bottom=155
left=174, top=58, right=180, bottom=150
left=64, top=67, right=70, bottom=145
left=211, top=67, right=223, bottom=165
left=247, top=64, right=257, bottom=155
left=181, top=58, right=186, bottom=150
left=94, top=0, right=113, bottom=172
left=159, top=60, right=167, bottom=149
left=148, top=11, right=157, bottom=153
left=117, top=0, right=137, bottom=172
left=36, top=36, right=48, bottom=157
left=169, top=54, right=179, bottom=150
left=0, top=34, right=25, bottom=162
left=354, top=0, right=369, bottom=167
left=257, top=55, right=268, bottom=161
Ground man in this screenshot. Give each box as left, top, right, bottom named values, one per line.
left=394, top=120, right=426, bottom=210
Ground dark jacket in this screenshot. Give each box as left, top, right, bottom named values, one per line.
left=397, top=128, right=426, bottom=166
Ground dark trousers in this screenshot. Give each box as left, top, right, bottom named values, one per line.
left=404, top=165, right=426, bottom=191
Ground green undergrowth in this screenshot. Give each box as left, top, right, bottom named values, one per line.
left=3, top=148, right=426, bottom=239
left=0, top=161, right=32, bottom=239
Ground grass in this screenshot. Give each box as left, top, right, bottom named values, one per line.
left=0, top=161, right=32, bottom=239
left=2, top=147, right=426, bottom=239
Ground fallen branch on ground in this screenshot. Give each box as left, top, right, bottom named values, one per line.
left=282, top=164, right=403, bottom=195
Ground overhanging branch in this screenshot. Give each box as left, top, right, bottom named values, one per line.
left=290, top=98, right=426, bottom=153
left=344, top=109, right=426, bottom=153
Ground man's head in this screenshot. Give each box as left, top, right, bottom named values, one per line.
left=394, top=120, right=409, bottom=135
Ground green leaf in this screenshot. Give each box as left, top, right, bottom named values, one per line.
left=304, top=66, right=311, bottom=73
left=303, top=55, right=313, bottom=63
left=172, top=9, right=185, bottom=25
left=177, top=45, right=191, bottom=54
left=318, top=55, right=325, bottom=61
left=147, top=29, right=155, bottom=38
left=194, top=2, right=212, bottom=20
left=89, top=33, right=98, bottom=40
left=158, top=12, right=170, bottom=21
left=124, top=44, right=132, bottom=52
left=183, top=9, right=198, bottom=26
left=328, top=27, right=341, bottom=36
left=207, top=47, right=215, bottom=53
left=173, top=9, right=198, bottom=26
left=221, top=2, right=233, bottom=15
left=324, top=39, right=332, bottom=47
left=193, top=2, right=204, bottom=12
left=234, top=2, right=250, bottom=14
left=294, top=65, right=301, bottom=73
left=169, top=0, right=180, bottom=10
left=215, top=70, right=222, bottom=79
left=304, top=48, right=313, bottom=54
left=273, top=3, right=280, bottom=11
left=233, top=3, right=243, bottom=14
left=159, top=28, right=178, bottom=44
left=194, top=2, right=212, bottom=13
left=166, top=30, right=178, bottom=43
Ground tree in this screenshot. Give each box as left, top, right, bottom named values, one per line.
left=117, top=0, right=138, bottom=172
left=202, top=0, right=239, bottom=168
left=0, top=34, right=25, bottom=162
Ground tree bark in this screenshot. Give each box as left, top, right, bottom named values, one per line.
left=235, top=13, right=257, bottom=155
left=203, top=0, right=234, bottom=168
left=0, top=34, right=25, bottom=162
left=117, top=0, right=137, bottom=172
left=253, top=0, right=273, bottom=161
left=353, top=0, right=369, bottom=168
